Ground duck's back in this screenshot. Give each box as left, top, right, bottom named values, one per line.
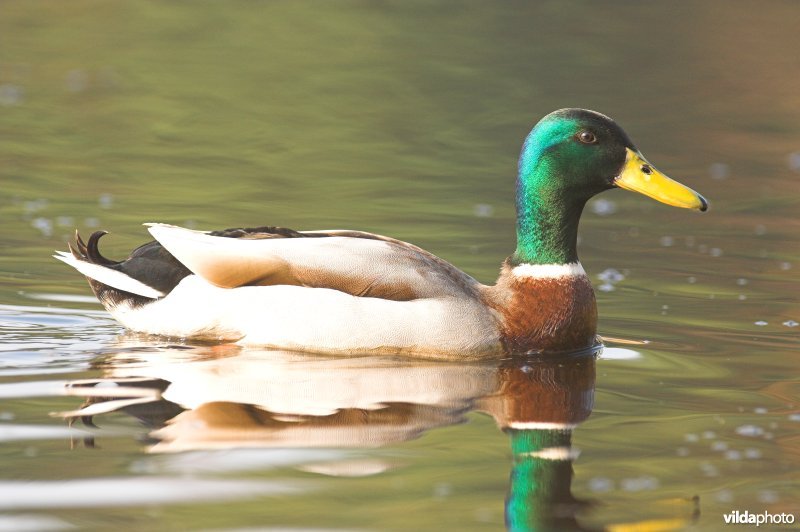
left=151, top=224, right=484, bottom=301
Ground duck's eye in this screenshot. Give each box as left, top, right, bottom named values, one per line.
left=577, top=131, right=597, bottom=144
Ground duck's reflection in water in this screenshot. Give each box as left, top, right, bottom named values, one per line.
left=62, top=345, right=693, bottom=530
left=484, top=357, right=594, bottom=531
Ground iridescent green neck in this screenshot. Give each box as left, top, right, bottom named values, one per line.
left=512, top=118, right=585, bottom=266
left=513, top=163, right=585, bottom=266
left=513, top=190, right=584, bottom=266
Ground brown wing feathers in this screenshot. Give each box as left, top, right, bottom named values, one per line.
left=69, top=225, right=480, bottom=302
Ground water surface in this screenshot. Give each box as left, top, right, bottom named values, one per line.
left=1, top=2, right=798, bottom=530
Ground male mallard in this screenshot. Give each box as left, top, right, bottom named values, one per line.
left=55, top=109, right=707, bottom=358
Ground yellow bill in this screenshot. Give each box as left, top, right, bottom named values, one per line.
left=615, top=148, right=708, bottom=211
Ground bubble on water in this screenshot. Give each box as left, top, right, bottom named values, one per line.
left=754, top=224, right=767, bottom=236
left=31, top=217, right=53, bottom=237
left=780, top=262, right=792, bottom=271
left=659, top=236, right=674, bottom=247
left=757, top=490, right=779, bottom=504
left=754, top=320, right=768, bottom=326
left=56, top=216, right=75, bottom=227
left=597, top=268, right=625, bottom=292
left=99, top=193, right=114, bottom=209
left=676, top=446, right=690, bottom=457
left=736, top=278, right=748, bottom=286
left=23, top=198, right=49, bottom=214
left=738, top=295, right=747, bottom=301
left=744, top=448, right=762, bottom=459
left=702, top=431, right=716, bottom=440
left=711, top=441, right=728, bottom=452
left=588, top=477, right=613, bottom=493
left=709, top=162, right=729, bottom=180
left=0, top=83, right=24, bottom=106
left=700, top=462, right=719, bottom=477
left=66, top=69, right=89, bottom=93
left=687, top=276, right=697, bottom=284
left=709, top=247, right=723, bottom=257
left=783, top=320, right=798, bottom=328
left=598, top=268, right=625, bottom=283
left=788, top=152, right=800, bottom=171
left=754, top=407, right=768, bottom=414
left=724, top=450, right=742, bottom=460
left=433, top=482, right=452, bottom=498
left=715, top=489, right=734, bottom=503
left=735, top=425, right=764, bottom=437
left=23, top=447, right=41, bottom=458
left=473, top=203, right=494, bottom=218
left=684, top=433, right=699, bottom=443
left=789, top=414, right=800, bottom=422
left=620, top=476, right=659, bottom=492
left=591, top=198, right=617, bottom=216
left=0, top=412, right=15, bottom=421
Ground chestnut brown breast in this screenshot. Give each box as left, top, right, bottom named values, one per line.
left=486, top=272, right=597, bottom=355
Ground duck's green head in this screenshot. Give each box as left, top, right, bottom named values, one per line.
left=514, top=108, right=707, bottom=265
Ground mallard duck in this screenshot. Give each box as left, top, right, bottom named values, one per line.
left=55, top=109, right=707, bottom=358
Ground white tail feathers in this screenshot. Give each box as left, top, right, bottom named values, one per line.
left=53, top=251, right=165, bottom=299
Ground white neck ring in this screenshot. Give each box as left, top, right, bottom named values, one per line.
left=511, top=262, right=586, bottom=279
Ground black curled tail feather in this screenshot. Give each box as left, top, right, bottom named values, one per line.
left=86, top=231, right=118, bottom=266
left=68, top=229, right=191, bottom=309
left=70, top=230, right=119, bottom=266
left=67, top=230, right=153, bottom=309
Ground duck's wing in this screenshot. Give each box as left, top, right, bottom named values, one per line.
left=147, top=224, right=481, bottom=301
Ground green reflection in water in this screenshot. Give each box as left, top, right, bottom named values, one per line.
left=506, top=429, right=578, bottom=531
